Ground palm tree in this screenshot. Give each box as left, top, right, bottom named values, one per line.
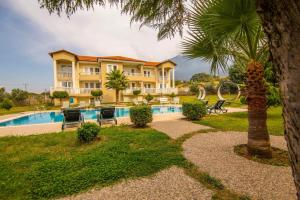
left=105, top=69, right=128, bottom=104
left=182, top=0, right=271, bottom=157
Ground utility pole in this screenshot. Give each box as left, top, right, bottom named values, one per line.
left=23, top=83, right=29, bottom=91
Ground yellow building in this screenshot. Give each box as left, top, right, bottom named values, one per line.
left=49, top=50, right=177, bottom=104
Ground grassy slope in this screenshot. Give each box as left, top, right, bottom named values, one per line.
left=0, top=126, right=184, bottom=200
left=197, top=107, right=283, bottom=136
left=179, top=95, right=244, bottom=108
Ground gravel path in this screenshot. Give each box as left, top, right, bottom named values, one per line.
left=151, top=119, right=211, bottom=139
left=183, top=131, right=296, bottom=200
left=60, top=166, right=213, bottom=200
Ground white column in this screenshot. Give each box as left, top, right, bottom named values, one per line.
left=172, top=68, right=175, bottom=88
left=162, top=67, right=165, bottom=89
left=72, top=61, right=76, bottom=89
left=53, top=60, right=57, bottom=88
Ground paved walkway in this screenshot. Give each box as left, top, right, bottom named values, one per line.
left=151, top=119, right=211, bottom=139
left=60, top=166, right=213, bottom=200
left=183, top=132, right=296, bottom=200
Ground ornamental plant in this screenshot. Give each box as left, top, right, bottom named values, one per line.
left=129, top=105, right=152, bottom=127
left=0, top=98, right=13, bottom=110
left=77, top=122, right=100, bottom=143
left=182, top=102, right=207, bottom=120
left=91, top=89, right=103, bottom=101
left=144, top=93, right=154, bottom=103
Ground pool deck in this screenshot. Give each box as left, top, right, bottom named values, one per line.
left=0, top=107, right=246, bottom=137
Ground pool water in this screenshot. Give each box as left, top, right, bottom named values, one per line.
left=0, top=106, right=182, bottom=127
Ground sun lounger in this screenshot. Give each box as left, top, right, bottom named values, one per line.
left=97, top=107, right=117, bottom=126
left=207, top=100, right=228, bottom=114
left=159, top=97, right=169, bottom=105
left=94, top=101, right=101, bottom=108
left=61, top=101, right=70, bottom=110
left=62, top=108, right=84, bottom=130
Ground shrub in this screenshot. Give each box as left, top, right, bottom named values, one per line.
left=189, top=82, right=199, bottom=95
left=240, top=96, right=247, bottom=105
left=145, top=93, right=154, bottom=103
left=52, top=91, right=69, bottom=105
left=182, top=102, right=207, bottom=120
left=130, top=105, right=152, bottom=127
left=91, top=90, right=103, bottom=100
left=266, top=85, right=281, bottom=107
left=0, top=98, right=13, bottom=110
left=169, top=92, right=176, bottom=98
left=133, top=89, right=141, bottom=96
left=77, top=123, right=100, bottom=143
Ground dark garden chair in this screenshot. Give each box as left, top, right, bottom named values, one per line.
left=97, top=107, right=117, bottom=126
left=207, top=100, right=228, bottom=114
left=62, top=108, right=84, bottom=130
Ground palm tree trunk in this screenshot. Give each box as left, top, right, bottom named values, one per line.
left=246, top=60, right=272, bottom=158
left=256, top=0, right=300, bottom=197
left=116, top=90, right=119, bottom=104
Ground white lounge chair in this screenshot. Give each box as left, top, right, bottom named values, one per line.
left=159, top=97, right=169, bottom=105
left=61, top=101, right=70, bottom=110
left=172, top=97, right=180, bottom=104
left=78, top=101, right=87, bottom=109
left=95, top=101, right=101, bottom=108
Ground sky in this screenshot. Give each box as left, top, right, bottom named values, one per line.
left=0, top=0, right=182, bottom=92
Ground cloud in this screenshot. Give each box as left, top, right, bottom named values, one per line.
left=3, top=0, right=182, bottom=61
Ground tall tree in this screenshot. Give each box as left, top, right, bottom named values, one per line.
left=183, top=0, right=271, bottom=157
left=256, top=0, right=300, bottom=197
left=105, top=69, right=128, bottom=104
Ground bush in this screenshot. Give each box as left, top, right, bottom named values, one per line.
left=52, top=91, right=69, bottom=105
left=145, top=93, right=154, bottom=103
left=189, top=82, right=199, bottom=95
left=266, top=85, right=281, bottom=107
left=91, top=90, right=103, bottom=99
left=130, top=105, right=152, bottom=127
left=133, top=89, right=141, bottom=96
left=0, top=98, right=13, bottom=110
left=240, top=96, right=247, bottom=105
left=169, top=92, right=176, bottom=98
left=77, top=123, right=100, bottom=143
left=182, top=102, right=207, bottom=120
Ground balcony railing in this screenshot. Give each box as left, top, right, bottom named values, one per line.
left=159, top=76, right=169, bottom=81
left=123, top=87, right=177, bottom=94
left=79, top=72, right=101, bottom=75
left=124, top=72, right=141, bottom=76
left=57, top=72, right=72, bottom=78
left=50, top=87, right=101, bottom=95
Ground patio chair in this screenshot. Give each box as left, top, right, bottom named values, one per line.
left=95, top=100, right=101, bottom=108
left=61, top=101, right=70, bottom=110
left=97, top=107, right=117, bottom=126
left=159, top=97, right=169, bottom=105
left=172, top=97, right=180, bottom=104
left=78, top=101, right=88, bottom=109
left=62, top=108, right=84, bottom=130
left=207, top=100, right=228, bottom=114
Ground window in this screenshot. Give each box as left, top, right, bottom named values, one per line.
left=96, top=83, right=101, bottom=88
left=159, top=84, right=166, bottom=89
left=61, top=65, right=72, bottom=72
left=107, top=64, right=118, bottom=73
left=83, top=67, right=100, bottom=75
left=62, top=81, right=72, bottom=88
left=84, top=82, right=101, bottom=89
left=144, top=83, right=151, bottom=88
left=131, top=69, right=135, bottom=74
left=131, top=83, right=136, bottom=88
left=159, top=71, right=167, bottom=76
left=144, top=70, right=151, bottom=77
left=95, top=68, right=100, bottom=74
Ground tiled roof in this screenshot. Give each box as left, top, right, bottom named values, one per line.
left=49, top=49, right=176, bottom=66
left=144, top=62, right=160, bottom=66
left=98, top=56, right=145, bottom=63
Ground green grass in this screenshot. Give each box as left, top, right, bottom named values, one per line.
left=179, top=95, right=244, bottom=108
left=0, top=125, right=249, bottom=200
left=0, top=105, right=60, bottom=116
left=0, top=126, right=184, bottom=199
left=197, top=107, right=284, bottom=136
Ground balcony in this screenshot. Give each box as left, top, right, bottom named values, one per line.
left=79, top=71, right=101, bottom=81
left=57, top=72, right=72, bottom=80
left=50, top=87, right=101, bottom=95
left=159, top=76, right=169, bottom=82
left=123, top=87, right=178, bottom=95
left=124, top=72, right=141, bottom=76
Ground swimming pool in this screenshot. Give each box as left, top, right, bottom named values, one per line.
left=0, top=106, right=182, bottom=127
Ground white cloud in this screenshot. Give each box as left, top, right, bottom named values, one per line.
left=3, top=0, right=182, bottom=61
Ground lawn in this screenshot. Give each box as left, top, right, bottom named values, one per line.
left=197, top=107, right=284, bottom=136
left=179, top=95, right=244, bottom=108
left=0, top=105, right=60, bottom=116
left=0, top=126, right=184, bottom=200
